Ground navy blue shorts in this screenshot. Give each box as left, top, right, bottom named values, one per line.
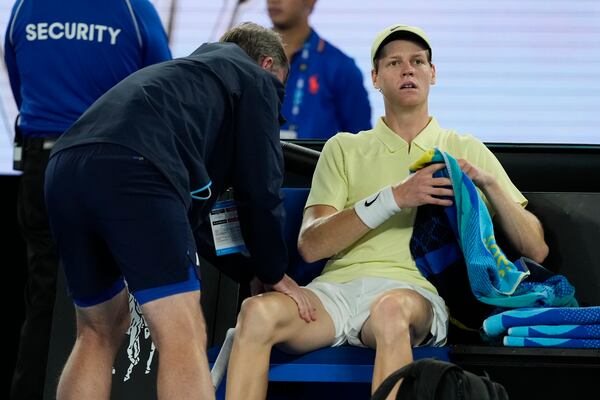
left=45, top=143, right=200, bottom=307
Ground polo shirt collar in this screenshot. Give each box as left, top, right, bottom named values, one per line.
left=372, top=116, right=442, bottom=152
left=291, top=29, right=320, bottom=62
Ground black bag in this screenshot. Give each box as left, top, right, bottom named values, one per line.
left=371, top=358, right=509, bottom=400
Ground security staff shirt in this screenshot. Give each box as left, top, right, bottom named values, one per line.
left=4, top=0, right=172, bottom=137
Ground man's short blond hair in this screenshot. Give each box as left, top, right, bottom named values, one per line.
left=220, top=22, right=288, bottom=73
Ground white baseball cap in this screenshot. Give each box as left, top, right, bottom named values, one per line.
left=371, top=24, right=432, bottom=68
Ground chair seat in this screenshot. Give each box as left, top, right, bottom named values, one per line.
left=209, top=344, right=449, bottom=383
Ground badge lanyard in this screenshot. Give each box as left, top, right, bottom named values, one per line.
left=287, top=42, right=311, bottom=134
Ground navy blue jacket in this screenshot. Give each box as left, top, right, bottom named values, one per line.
left=51, top=43, right=289, bottom=284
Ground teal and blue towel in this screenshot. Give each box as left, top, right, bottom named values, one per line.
left=508, top=324, right=600, bottom=339
left=409, top=149, right=576, bottom=309
left=409, top=183, right=494, bottom=329
left=503, top=336, right=600, bottom=349
left=483, top=306, right=600, bottom=337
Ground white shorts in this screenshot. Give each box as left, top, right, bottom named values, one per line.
left=305, top=277, right=448, bottom=348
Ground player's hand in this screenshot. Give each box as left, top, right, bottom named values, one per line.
left=392, top=163, right=454, bottom=208
left=456, top=159, right=495, bottom=189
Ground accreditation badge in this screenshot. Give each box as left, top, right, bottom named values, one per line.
left=209, top=198, right=247, bottom=256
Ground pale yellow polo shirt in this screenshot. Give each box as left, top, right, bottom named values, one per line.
left=305, top=117, right=527, bottom=293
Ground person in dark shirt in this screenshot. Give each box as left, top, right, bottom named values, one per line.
left=4, top=1, right=171, bottom=398
left=45, top=22, right=315, bottom=399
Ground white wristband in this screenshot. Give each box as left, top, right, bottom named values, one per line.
left=354, top=185, right=401, bottom=229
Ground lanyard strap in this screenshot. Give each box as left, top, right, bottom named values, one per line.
left=287, top=42, right=311, bottom=132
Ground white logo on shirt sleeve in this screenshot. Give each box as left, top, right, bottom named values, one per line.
left=25, top=22, right=122, bottom=45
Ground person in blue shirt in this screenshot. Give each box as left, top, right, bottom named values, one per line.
left=267, top=0, right=372, bottom=139
left=4, top=1, right=171, bottom=398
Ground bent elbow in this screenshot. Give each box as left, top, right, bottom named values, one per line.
left=297, top=236, right=325, bottom=264
left=297, top=242, right=318, bottom=264
left=528, top=242, right=549, bottom=264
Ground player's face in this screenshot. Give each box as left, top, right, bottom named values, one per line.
left=372, top=40, right=436, bottom=108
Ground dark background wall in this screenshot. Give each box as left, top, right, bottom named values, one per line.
left=3, top=175, right=27, bottom=396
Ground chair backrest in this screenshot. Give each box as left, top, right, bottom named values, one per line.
left=282, top=188, right=327, bottom=285
left=523, top=192, right=600, bottom=307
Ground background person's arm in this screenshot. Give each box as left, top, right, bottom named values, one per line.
left=4, top=5, right=22, bottom=108
left=132, top=0, right=173, bottom=65
left=333, top=55, right=371, bottom=133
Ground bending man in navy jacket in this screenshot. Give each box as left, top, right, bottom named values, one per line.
left=4, top=1, right=171, bottom=398
left=45, top=22, right=314, bottom=399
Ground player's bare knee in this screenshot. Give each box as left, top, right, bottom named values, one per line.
left=236, top=296, right=283, bottom=344
left=369, top=291, right=414, bottom=343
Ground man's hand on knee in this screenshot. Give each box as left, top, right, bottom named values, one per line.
left=265, top=274, right=317, bottom=323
